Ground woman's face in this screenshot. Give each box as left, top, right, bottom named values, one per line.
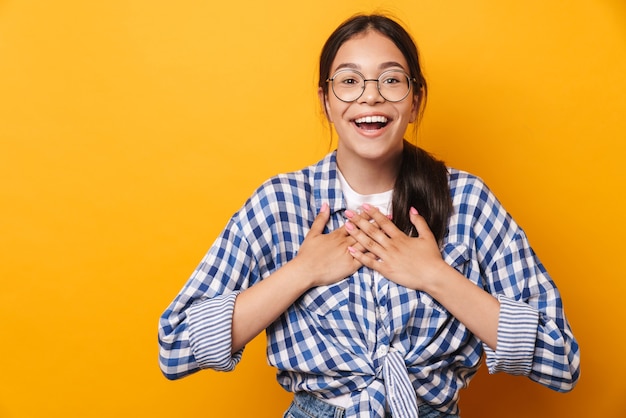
left=321, top=30, right=419, bottom=165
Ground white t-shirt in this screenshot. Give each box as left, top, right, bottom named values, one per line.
left=337, top=169, right=393, bottom=216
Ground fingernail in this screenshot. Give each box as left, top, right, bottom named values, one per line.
left=362, top=203, right=372, bottom=211
left=345, top=209, right=354, bottom=218
left=321, top=202, right=329, bottom=212
left=347, top=246, right=356, bottom=254
left=410, top=207, right=418, bottom=215
left=345, top=221, right=355, bottom=231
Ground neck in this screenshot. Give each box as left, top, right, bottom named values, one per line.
left=336, top=149, right=402, bottom=195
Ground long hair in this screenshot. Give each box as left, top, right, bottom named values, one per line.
left=319, top=14, right=452, bottom=242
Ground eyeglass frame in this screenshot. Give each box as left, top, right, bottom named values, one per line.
left=325, top=68, right=418, bottom=103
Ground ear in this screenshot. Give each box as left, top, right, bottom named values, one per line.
left=409, top=92, right=421, bottom=123
left=318, top=87, right=333, bottom=122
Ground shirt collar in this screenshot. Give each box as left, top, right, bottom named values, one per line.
left=312, top=150, right=346, bottom=216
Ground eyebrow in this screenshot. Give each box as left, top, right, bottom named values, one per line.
left=333, top=61, right=407, bottom=73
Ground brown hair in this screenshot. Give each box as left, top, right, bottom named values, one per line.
left=318, top=14, right=452, bottom=241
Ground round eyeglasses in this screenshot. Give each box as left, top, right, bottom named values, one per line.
left=326, top=69, right=416, bottom=103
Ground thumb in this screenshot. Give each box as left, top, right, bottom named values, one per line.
left=409, top=207, right=434, bottom=239
left=309, top=203, right=330, bottom=235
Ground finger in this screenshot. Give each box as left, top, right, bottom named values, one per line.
left=345, top=208, right=378, bottom=229
left=351, top=242, right=368, bottom=253
left=345, top=219, right=386, bottom=256
left=348, top=246, right=385, bottom=269
left=409, top=207, right=435, bottom=240
left=360, top=204, right=402, bottom=238
left=309, top=203, right=330, bottom=235
left=344, top=213, right=384, bottom=248
left=353, top=210, right=382, bottom=230
left=356, top=209, right=391, bottom=224
left=346, top=207, right=391, bottom=245
left=326, top=229, right=361, bottom=250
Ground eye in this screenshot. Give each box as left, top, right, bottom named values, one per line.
left=333, top=70, right=363, bottom=88
left=341, top=77, right=359, bottom=85
left=382, top=77, right=400, bottom=84
left=380, top=72, right=404, bottom=85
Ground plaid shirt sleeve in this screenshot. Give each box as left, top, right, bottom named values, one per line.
left=158, top=212, right=258, bottom=379
left=157, top=169, right=312, bottom=380
left=449, top=169, right=580, bottom=392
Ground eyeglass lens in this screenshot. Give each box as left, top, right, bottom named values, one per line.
left=330, top=69, right=411, bottom=102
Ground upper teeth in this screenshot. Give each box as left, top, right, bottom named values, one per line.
left=355, top=115, right=388, bottom=124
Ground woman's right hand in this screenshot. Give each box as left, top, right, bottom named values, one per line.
left=231, top=203, right=363, bottom=352
left=293, top=203, right=363, bottom=288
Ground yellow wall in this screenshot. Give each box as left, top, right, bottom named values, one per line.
left=1, top=1, right=624, bottom=416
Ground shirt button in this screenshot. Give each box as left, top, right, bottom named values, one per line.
left=377, top=345, right=388, bottom=356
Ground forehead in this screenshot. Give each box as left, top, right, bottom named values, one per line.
left=331, top=30, right=409, bottom=73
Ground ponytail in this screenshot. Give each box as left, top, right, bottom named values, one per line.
left=392, top=141, right=452, bottom=243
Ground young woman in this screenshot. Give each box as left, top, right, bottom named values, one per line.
left=158, top=14, right=580, bottom=418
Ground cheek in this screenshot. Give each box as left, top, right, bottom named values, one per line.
left=325, top=99, right=350, bottom=124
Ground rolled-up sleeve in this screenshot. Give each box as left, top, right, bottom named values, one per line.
left=456, top=173, right=580, bottom=392
left=481, top=228, right=580, bottom=392
left=187, top=292, right=243, bottom=371
left=158, top=214, right=258, bottom=380
left=485, top=295, right=538, bottom=375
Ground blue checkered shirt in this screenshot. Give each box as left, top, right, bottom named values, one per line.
left=158, top=151, right=580, bottom=417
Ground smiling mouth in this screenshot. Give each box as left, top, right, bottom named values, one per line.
left=354, top=115, right=389, bottom=130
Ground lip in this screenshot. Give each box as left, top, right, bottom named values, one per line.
left=350, top=112, right=393, bottom=137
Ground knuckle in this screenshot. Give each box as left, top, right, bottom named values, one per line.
left=364, top=238, right=376, bottom=249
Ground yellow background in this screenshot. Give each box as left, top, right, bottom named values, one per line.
left=1, top=0, right=624, bottom=417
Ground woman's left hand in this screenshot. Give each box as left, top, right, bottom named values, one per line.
left=344, top=204, right=449, bottom=290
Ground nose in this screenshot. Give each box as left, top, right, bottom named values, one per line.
left=359, top=79, right=384, bottom=104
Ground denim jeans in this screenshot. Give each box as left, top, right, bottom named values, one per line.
left=283, top=392, right=459, bottom=418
